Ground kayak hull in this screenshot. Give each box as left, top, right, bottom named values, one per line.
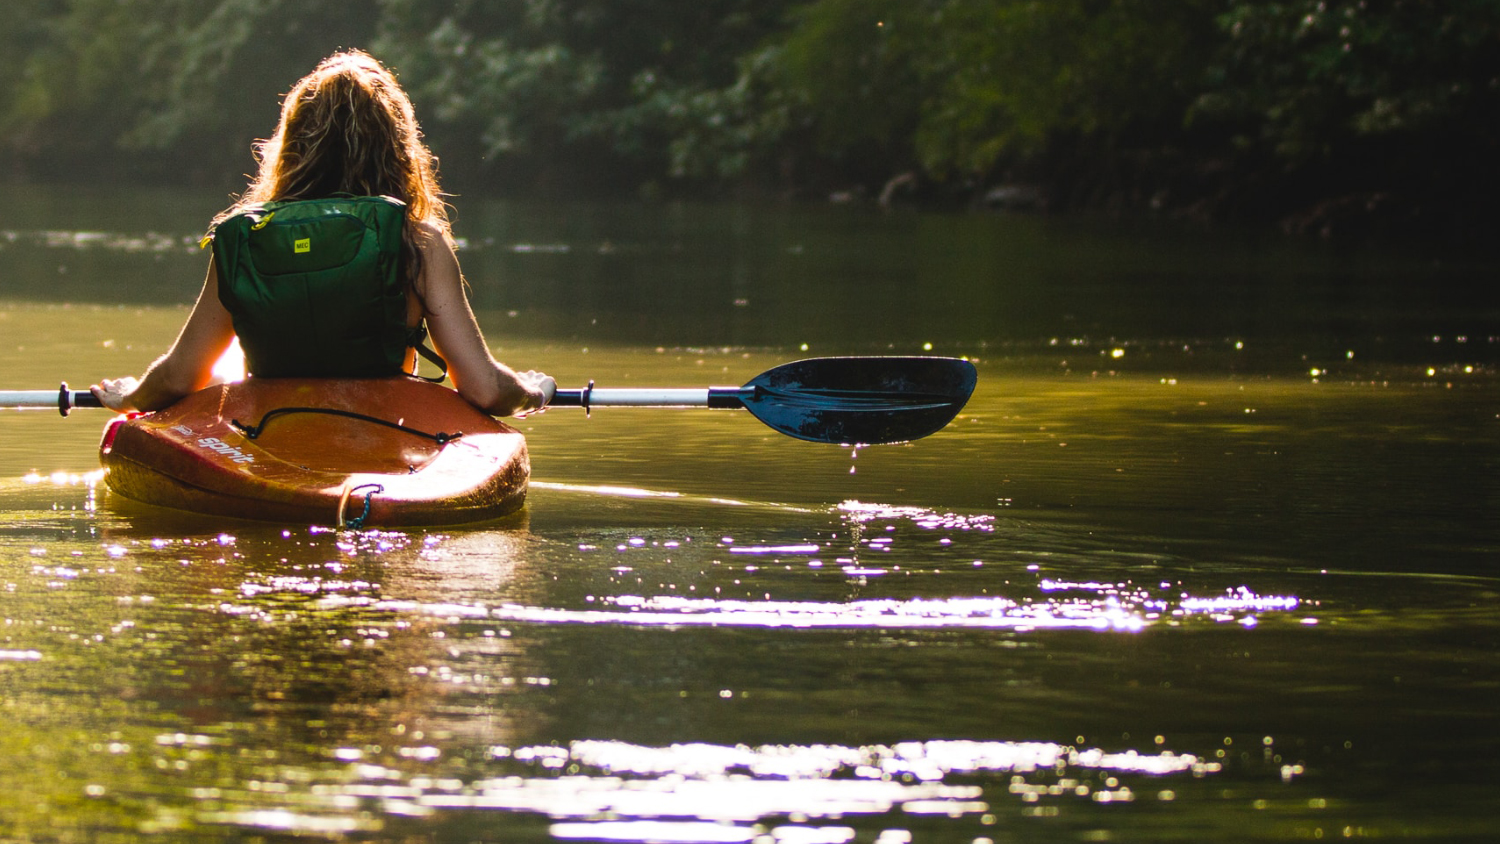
left=99, top=378, right=528, bottom=526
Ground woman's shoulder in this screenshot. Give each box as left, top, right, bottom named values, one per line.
left=413, top=216, right=455, bottom=247
left=412, top=216, right=462, bottom=298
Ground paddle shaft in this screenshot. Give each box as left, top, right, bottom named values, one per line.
left=550, top=386, right=745, bottom=410
left=0, top=384, right=103, bottom=415
left=1, top=385, right=892, bottom=411
left=0, top=384, right=743, bottom=413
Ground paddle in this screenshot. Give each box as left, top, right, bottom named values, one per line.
left=550, top=356, right=977, bottom=444
left=2, top=356, right=977, bottom=444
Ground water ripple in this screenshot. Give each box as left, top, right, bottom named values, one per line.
left=186, top=737, right=1220, bottom=836
left=1, top=229, right=201, bottom=254
left=312, top=580, right=1301, bottom=632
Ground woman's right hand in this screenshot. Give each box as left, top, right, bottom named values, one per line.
left=515, top=370, right=557, bottom=417
left=90, top=377, right=141, bottom=413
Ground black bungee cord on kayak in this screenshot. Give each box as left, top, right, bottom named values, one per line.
left=234, top=408, right=462, bottom=530
left=230, top=407, right=464, bottom=445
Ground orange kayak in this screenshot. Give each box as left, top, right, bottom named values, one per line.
left=98, top=378, right=528, bottom=526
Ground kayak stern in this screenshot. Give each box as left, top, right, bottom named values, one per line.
left=99, top=378, right=529, bottom=526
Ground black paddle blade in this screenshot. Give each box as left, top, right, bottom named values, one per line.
left=739, top=356, right=977, bottom=444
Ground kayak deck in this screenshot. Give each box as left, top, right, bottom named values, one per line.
left=99, top=378, right=528, bottom=526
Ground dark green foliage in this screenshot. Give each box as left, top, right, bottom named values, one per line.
left=3, top=0, right=1497, bottom=229
left=765, top=0, right=1220, bottom=198
left=1190, top=0, right=1500, bottom=229
left=2, top=0, right=380, bottom=186
left=1197, top=0, right=1500, bottom=160
left=369, top=0, right=803, bottom=192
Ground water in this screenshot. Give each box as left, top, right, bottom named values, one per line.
left=2, top=186, right=1498, bottom=841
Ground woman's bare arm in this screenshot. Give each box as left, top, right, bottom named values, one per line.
left=91, top=261, right=238, bottom=412
left=416, top=223, right=554, bottom=416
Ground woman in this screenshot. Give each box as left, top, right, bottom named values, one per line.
left=91, top=50, right=553, bottom=417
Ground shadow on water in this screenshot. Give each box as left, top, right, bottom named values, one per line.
left=7, top=184, right=1500, bottom=366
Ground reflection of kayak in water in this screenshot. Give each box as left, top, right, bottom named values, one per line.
left=98, top=378, right=528, bottom=527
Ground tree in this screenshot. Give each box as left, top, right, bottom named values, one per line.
left=758, top=0, right=1217, bottom=199
left=1192, top=0, right=1500, bottom=227
left=2, top=0, right=379, bottom=184
left=3, top=0, right=1497, bottom=232
left=372, top=0, right=802, bottom=193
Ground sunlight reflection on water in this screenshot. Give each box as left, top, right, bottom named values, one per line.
left=185, top=737, right=1221, bottom=838
left=259, top=496, right=1304, bottom=632
left=324, top=583, right=1301, bottom=631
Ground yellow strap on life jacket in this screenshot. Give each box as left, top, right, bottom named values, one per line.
left=200, top=209, right=274, bottom=249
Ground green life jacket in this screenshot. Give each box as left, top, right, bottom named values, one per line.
left=211, top=195, right=445, bottom=379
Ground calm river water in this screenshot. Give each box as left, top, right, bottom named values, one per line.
left=1, top=185, right=1497, bottom=842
